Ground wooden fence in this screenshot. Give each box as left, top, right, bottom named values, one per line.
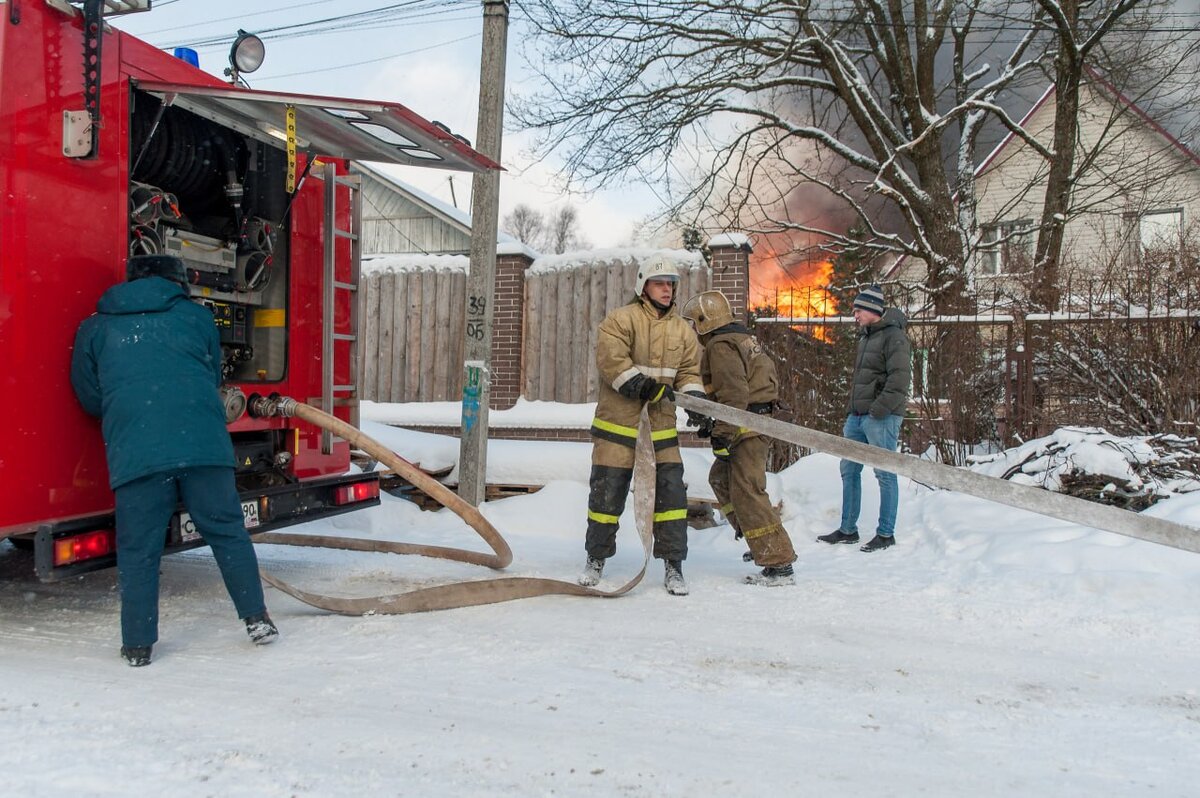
left=359, top=266, right=466, bottom=402
left=523, top=258, right=710, bottom=403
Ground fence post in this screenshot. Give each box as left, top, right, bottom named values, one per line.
left=707, top=233, right=752, bottom=321
left=491, top=246, right=534, bottom=410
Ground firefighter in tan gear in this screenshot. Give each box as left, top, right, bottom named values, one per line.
left=681, top=290, right=798, bottom=586
left=578, top=257, right=704, bottom=596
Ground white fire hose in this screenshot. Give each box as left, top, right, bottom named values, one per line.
left=674, top=393, right=1200, bottom=555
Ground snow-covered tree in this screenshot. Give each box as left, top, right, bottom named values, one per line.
left=513, top=0, right=1188, bottom=314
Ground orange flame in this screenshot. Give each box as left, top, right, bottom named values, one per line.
left=751, top=258, right=838, bottom=341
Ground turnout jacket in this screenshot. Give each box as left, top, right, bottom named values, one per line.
left=699, top=324, right=779, bottom=445
left=71, top=277, right=236, bottom=488
left=848, top=307, right=912, bottom=418
left=592, top=296, right=703, bottom=448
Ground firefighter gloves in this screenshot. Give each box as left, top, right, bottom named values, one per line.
left=683, top=390, right=710, bottom=429
left=620, top=373, right=676, bottom=404
left=642, top=379, right=675, bottom=403
left=711, top=437, right=732, bottom=461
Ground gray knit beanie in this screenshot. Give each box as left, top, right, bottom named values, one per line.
left=852, top=284, right=886, bottom=315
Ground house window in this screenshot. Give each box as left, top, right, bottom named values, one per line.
left=1137, top=208, right=1183, bottom=256
left=979, top=219, right=1034, bottom=275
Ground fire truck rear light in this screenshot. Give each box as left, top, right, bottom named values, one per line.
left=334, top=481, right=379, bottom=505
left=53, top=529, right=116, bottom=567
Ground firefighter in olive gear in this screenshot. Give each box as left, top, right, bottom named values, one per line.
left=577, top=257, right=704, bottom=596
left=681, top=290, right=797, bottom=586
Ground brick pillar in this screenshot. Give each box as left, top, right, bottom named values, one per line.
left=490, top=249, right=533, bottom=410
left=707, top=234, right=752, bottom=323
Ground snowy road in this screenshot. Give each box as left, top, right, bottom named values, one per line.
left=2, top=432, right=1198, bottom=796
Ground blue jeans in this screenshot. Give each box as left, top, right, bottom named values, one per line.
left=839, top=413, right=903, bottom=538
left=115, top=467, right=266, bottom=647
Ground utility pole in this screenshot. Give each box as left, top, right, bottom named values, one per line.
left=458, top=0, right=509, bottom=505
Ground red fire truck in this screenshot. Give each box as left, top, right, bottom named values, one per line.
left=0, top=1, right=498, bottom=580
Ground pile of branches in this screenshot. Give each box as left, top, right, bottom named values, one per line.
left=968, top=428, right=1200, bottom=510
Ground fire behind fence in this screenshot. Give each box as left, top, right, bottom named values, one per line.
left=752, top=275, right=1200, bottom=467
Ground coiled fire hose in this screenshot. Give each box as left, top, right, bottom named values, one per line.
left=250, top=398, right=656, bottom=614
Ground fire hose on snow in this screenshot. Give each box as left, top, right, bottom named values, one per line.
left=673, top=393, right=1200, bottom=555
left=248, top=398, right=658, bottom=615
left=249, top=393, right=1198, bottom=617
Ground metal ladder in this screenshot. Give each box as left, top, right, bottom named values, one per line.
left=320, top=161, right=363, bottom=454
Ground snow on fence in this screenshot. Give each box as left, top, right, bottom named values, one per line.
left=523, top=250, right=709, bottom=403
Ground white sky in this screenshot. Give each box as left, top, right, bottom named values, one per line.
left=111, top=0, right=665, bottom=248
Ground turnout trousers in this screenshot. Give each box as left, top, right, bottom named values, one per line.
left=709, top=435, right=796, bottom=567
left=585, top=436, right=688, bottom=561
left=114, top=466, right=266, bottom=647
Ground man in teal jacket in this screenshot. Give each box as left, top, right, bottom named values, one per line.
left=71, top=255, right=277, bottom=667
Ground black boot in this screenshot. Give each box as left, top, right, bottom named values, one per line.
left=817, top=530, right=859, bottom=545
left=860, top=534, right=895, bottom=552
left=121, top=645, right=152, bottom=667
left=578, top=556, right=605, bottom=587
left=664, top=559, right=688, bottom=596
left=245, top=612, right=279, bottom=645
left=744, top=564, right=796, bottom=587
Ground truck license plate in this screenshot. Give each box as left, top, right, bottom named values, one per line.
left=179, top=500, right=260, bottom=543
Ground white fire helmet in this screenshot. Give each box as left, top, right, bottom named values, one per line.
left=680, top=290, right=734, bottom=335
left=635, top=256, right=680, bottom=296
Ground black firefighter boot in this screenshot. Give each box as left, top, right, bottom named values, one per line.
left=744, top=563, right=796, bottom=587
left=578, top=556, right=605, bottom=587
left=664, top=559, right=688, bottom=596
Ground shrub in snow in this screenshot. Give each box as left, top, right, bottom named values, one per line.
left=967, top=427, right=1200, bottom=510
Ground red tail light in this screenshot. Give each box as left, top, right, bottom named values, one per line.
left=334, top=480, right=379, bottom=506
left=53, top=528, right=116, bottom=566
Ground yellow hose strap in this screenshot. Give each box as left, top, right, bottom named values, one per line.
left=285, top=105, right=297, bottom=193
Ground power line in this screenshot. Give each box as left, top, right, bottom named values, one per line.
left=139, top=0, right=334, bottom=36
left=158, top=0, right=474, bottom=50
left=254, top=32, right=480, bottom=82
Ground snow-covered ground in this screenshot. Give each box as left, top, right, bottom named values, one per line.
left=2, top=420, right=1199, bottom=797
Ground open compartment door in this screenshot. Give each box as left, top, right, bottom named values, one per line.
left=133, top=80, right=502, bottom=172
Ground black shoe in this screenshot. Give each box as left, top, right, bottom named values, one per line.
left=121, top=645, right=152, bottom=667
left=817, top=530, right=860, bottom=545
left=578, top=556, right=605, bottom=586
left=664, top=559, right=688, bottom=596
left=744, top=564, right=795, bottom=587
left=860, top=535, right=895, bottom=552
left=245, top=613, right=279, bottom=645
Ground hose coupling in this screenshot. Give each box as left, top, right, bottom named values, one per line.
left=275, top=397, right=300, bottom=418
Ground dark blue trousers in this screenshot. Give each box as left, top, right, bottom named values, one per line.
left=114, top=466, right=266, bottom=647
